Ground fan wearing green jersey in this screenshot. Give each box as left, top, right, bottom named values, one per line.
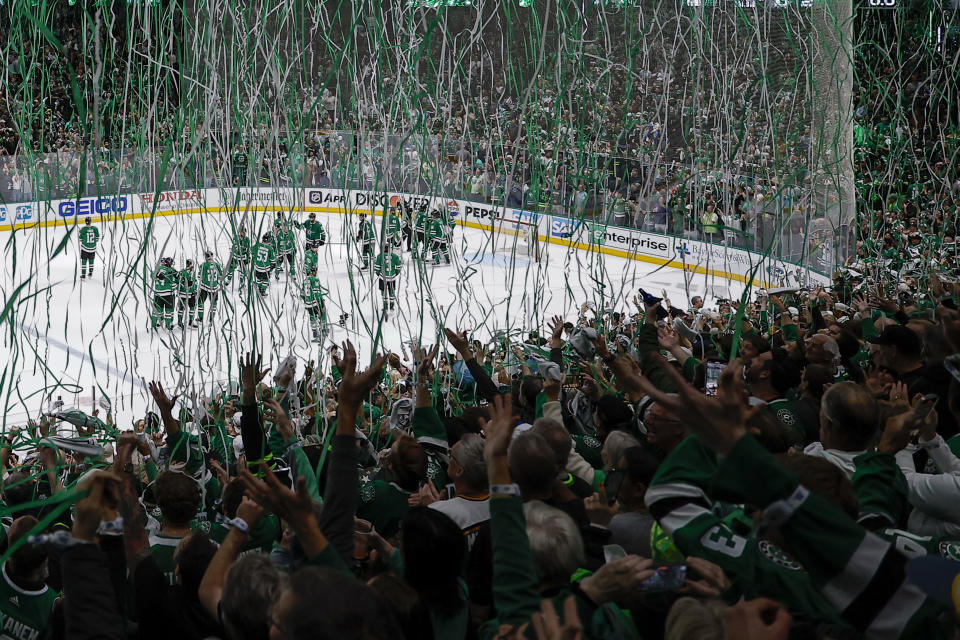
left=273, top=220, right=297, bottom=280
left=225, top=227, right=251, bottom=285
left=149, top=470, right=203, bottom=585
left=357, top=212, right=375, bottom=269
left=301, top=266, right=327, bottom=342
left=374, top=244, right=402, bottom=311
left=0, top=517, right=57, bottom=640
left=197, top=251, right=223, bottom=323
left=297, top=211, right=327, bottom=250
left=252, top=233, right=276, bottom=297
left=78, top=216, right=99, bottom=280
left=151, top=257, right=178, bottom=330
left=177, top=260, right=199, bottom=328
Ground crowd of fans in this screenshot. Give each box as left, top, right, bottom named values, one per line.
left=3, top=3, right=956, bottom=273
left=0, top=4, right=959, bottom=637
left=4, top=284, right=960, bottom=639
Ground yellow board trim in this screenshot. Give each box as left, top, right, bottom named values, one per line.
left=3, top=201, right=774, bottom=288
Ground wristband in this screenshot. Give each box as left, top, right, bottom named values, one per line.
left=28, top=531, right=92, bottom=549
left=217, top=514, right=250, bottom=533
left=490, top=483, right=521, bottom=497
left=98, top=517, right=125, bottom=536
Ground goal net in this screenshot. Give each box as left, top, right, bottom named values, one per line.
left=492, top=220, right=540, bottom=263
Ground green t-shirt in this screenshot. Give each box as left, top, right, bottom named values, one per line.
left=572, top=433, right=603, bottom=470
left=425, top=451, right=449, bottom=490
left=356, top=479, right=411, bottom=539
left=0, top=563, right=57, bottom=640
left=79, top=225, right=99, bottom=251
left=767, top=398, right=814, bottom=445
left=149, top=532, right=186, bottom=585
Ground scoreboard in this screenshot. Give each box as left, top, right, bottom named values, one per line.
left=682, top=0, right=897, bottom=6
left=683, top=0, right=814, bottom=6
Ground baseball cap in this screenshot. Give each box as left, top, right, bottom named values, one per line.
left=906, top=556, right=960, bottom=613
left=867, top=325, right=922, bottom=355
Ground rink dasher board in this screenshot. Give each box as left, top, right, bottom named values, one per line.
left=0, top=187, right=832, bottom=290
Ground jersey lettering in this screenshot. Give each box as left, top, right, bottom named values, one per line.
left=700, top=525, right=747, bottom=558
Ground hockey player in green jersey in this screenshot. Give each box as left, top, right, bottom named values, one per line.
left=151, top=257, right=177, bottom=330
left=413, top=204, right=429, bottom=256
left=304, top=247, right=319, bottom=275
left=374, top=244, right=402, bottom=310
left=273, top=220, right=297, bottom=279
left=197, top=251, right=223, bottom=323
left=384, top=206, right=403, bottom=249
left=298, top=212, right=327, bottom=250
left=252, top=233, right=276, bottom=296
left=226, top=227, right=251, bottom=284
left=301, top=266, right=327, bottom=342
left=357, top=212, right=375, bottom=269
left=78, top=216, right=99, bottom=279
left=177, top=260, right=199, bottom=328
left=427, top=209, right=452, bottom=265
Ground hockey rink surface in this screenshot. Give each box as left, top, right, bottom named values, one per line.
left=0, top=207, right=745, bottom=427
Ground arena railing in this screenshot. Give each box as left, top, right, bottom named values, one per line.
left=0, top=145, right=840, bottom=280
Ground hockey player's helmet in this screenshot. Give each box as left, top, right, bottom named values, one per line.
left=186, top=260, right=195, bottom=269
left=262, top=232, right=272, bottom=242
left=84, top=217, right=92, bottom=224
left=205, top=251, right=213, bottom=260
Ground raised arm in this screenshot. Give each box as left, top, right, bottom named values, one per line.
left=148, top=380, right=181, bottom=437
left=445, top=328, right=500, bottom=401
left=198, top=497, right=266, bottom=619
left=322, top=341, right=388, bottom=560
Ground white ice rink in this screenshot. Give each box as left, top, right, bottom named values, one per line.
left=0, top=207, right=744, bottom=427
